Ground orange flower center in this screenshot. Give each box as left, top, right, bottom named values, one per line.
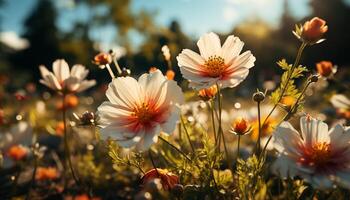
left=204, top=56, right=226, bottom=77
left=299, top=142, right=333, bottom=170
left=133, top=103, right=155, bottom=124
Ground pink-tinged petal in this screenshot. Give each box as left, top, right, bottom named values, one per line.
left=138, top=70, right=167, bottom=103
left=97, top=102, right=134, bottom=127
left=52, top=59, right=70, bottom=82
left=135, top=125, right=161, bottom=151
left=161, top=106, right=181, bottom=134
left=197, top=32, right=221, bottom=59
left=227, top=51, right=256, bottom=71
left=300, top=116, right=329, bottom=145
left=76, top=80, right=96, bottom=92
left=64, top=77, right=80, bottom=92
left=177, top=50, right=206, bottom=74
left=218, top=68, right=249, bottom=88
left=330, top=125, right=350, bottom=149
left=155, top=79, right=185, bottom=110
left=106, top=77, right=144, bottom=108
left=39, top=65, right=51, bottom=77
left=221, top=35, right=244, bottom=63
left=272, top=121, right=303, bottom=156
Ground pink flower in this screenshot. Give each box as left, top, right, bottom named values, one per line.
left=97, top=70, right=184, bottom=150
left=177, top=32, right=255, bottom=89
left=272, top=116, right=350, bottom=189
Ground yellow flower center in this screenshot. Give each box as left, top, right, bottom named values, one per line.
left=204, top=56, right=226, bottom=77
left=310, top=142, right=331, bottom=165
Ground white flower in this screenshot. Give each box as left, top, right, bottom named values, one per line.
left=272, top=116, right=350, bottom=189
left=97, top=70, right=184, bottom=151
left=161, top=45, right=171, bottom=61
left=39, top=59, right=96, bottom=93
left=330, top=94, right=350, bottom=110
left=177, top=32, right=255, bottom=90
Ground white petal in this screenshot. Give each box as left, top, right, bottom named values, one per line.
left=330, top=125, right=350, bottom=149
left=228, top=51, right=256, bottom=70
left=221, top=35, right=244, bottom=63
left=300, top=116, right=329, bottom=145
left=71, top=64, right=89, bottom=80
left=161, top=106, right=181, bottom=134
left=135, top=125, right=161, bottom=151
left=106, top=77, right=144, bottom=107
left=272, top=121, right=303, bottom=155
left=39, top=65, right=51, bottom=77
left=52, top=59, right=70, bottom=82
left=218, top=67, right=249, bottom=89
left=138, top=70, right=167, bottom=102
left=97, top=101, right=133, bottom=127
left=197, top=32, right=222, bottom=59
left=46, top=73, right=62, bottom=90
left=76, top=80, right=96, bottom=92
left=330, top=94, right=350, bottom=109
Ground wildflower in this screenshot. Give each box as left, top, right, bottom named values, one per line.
left=166, top=69, right=175, bottom=80
left=6, top=145, right=28, bottom=161
left=272, top=116, right=350, bottom=189
left=330, top=94, right=350, bottom=120
left=230, top=117, right=251, bottom=135
left=316, top=61, right=337, bottom=78
left=56, top=94, right=79, bottom=110
left=161, top=45, right=171, bottom=61
left=294, top=17, right=328, bottom=44
left=93, top=52, right=112, bottom=68
left=35, top=167, right=59, bottom=181
left=198, top=85, right=218, bottom=101
left=97, top=70, right=184, bottom=150
left=177, top=32, right=255, bottom=89
left=39, top=59, right=96, bottom=93
left=141, top=168, right=179, bottom=190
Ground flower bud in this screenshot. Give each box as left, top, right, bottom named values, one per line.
left=298, top=17, right=328, bottom=44
left=93, top=52, right=112, bottom=66
left=253, top=91, right=265, bottom=102
left=166, top=69, right=175, bottom=80
left=161, top=45, right=171, bottom=61
left=6, top=145, right=28, bottom=161
left=198, top=85, right=218, bottom=101
left=230, top=117, right=251, bottom=135
left=121, top=68, right=131, bottom=77
left=310, top=74, right=319, bottom=83
left=35, top=167, right=59, bottom=181
left=316, top=61, right=336, bottom=77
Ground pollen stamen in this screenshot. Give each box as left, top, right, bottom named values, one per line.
left=204, top=55, right=226, bottom=77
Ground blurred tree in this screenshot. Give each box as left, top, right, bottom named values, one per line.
left=9, top=0, right=61, bottom=81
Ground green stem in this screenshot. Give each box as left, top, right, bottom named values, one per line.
left=180, top=116, right=195, bottom=154
left=159, top=136, right=192, bottom=162
left=262, top=42, right=306, bottom=129
left=62, top=93, right=80, bottom=186
left=236, top=135, right=241, bottom=163
left=148, top=150, right=159, bottom=176
left=209, top=100, right=217, bottom=145
left=255, top=101, right=262, bottom=155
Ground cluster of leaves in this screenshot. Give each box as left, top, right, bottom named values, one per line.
left=270, top=59, right=309, bottom=112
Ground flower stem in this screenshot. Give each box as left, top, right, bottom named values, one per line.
left=209, top=100, right=217, bottom=145
left=236, top=135, right=241, bottom=163
left=112, top=58, right=122, bottom=75
left=148, top=150, right=159, bottom=176
left=255, top=101, right=262, bottom=155
left=105, top=64, right=115, bottom=79
left=159, top=136, right=192, bottom=162
left=62, top=93, right=80, bottom=187
left=262, top=42, right=306, bottom=129
left=25, top=156, right=38, bottom=200
left=260, top=79, right=312, bottom=159
left=180, top=116, right=195, bottom=154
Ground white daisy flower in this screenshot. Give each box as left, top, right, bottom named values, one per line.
left=177, top=32, right=256, bottom=90
left=272, top=116, right=350, bottom=189
left=97, top=70, right=184, bottom=151
left=39, top=59, right=96, bottom=93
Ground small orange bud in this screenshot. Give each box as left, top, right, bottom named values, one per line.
left=316, top=61, right=335, bottom=77
left=141, top=168, right=179, bottom=190
left=93, top=52, right=112, bottom=65
left=35, top=167, right=59, bottom=181
left=231, top=117, right=251, bottom=135
left=301, top=17, right=328, bottom=44
left=6, top=145, right=28, bottom=161
left=56, top=94, right=79, bottom=110
left=198, top=85, right=218, bottom=101
left=166, top=69, right=175, bottom=80
left=149, top=67, right=158, bottom=73
left=55, top=121, right=65, bottom=136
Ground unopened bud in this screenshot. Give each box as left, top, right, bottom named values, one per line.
left=121, top=68, right=131, bottom=77
left=310, top=75, right=319, bottom=83
left=230, top=117, right=251, bottom=135
left=253, top=91, right=265, bottom=102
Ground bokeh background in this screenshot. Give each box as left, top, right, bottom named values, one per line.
left=0, top=0, right=349, bottom=93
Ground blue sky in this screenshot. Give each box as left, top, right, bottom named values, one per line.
left=0, top=0, right=312, bottom=48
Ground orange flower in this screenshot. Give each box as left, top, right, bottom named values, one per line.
left=337, top=109, right=350, bottom=120
left=93, top=52, right=112, bottom=65
left=149, top=67, right=158, bottom=73
left=73, top=194, right=101, bottom=200
left=280, top=96, right=296, bottom=110
left=316, top=61, right=335, bottom=77
left=166, top=69, right=175, bottom=80
left=301, top=17, right=328, bottom=44
left=56, top=94, right=79, bottom=110
left=6, top=145, right=28, bottom=161
left=231, top=117, right=251, bottom=135
left=35, top=167, right=59, bottom=181
left=251, top=117, right=277, bottom=141
left=198, top=85, right=218, bottom=101
left=55, top=121, right=65, bottom=136
left=141, top=168, right=179, bottom=190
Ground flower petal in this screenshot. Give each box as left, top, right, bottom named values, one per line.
left=197, top=32, right=221, bottom=59
left=221, top=35, right=244, bottom=63
left=52, top=59, right=70, bottom=82
left=300, top=116, right=329, bottom=145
